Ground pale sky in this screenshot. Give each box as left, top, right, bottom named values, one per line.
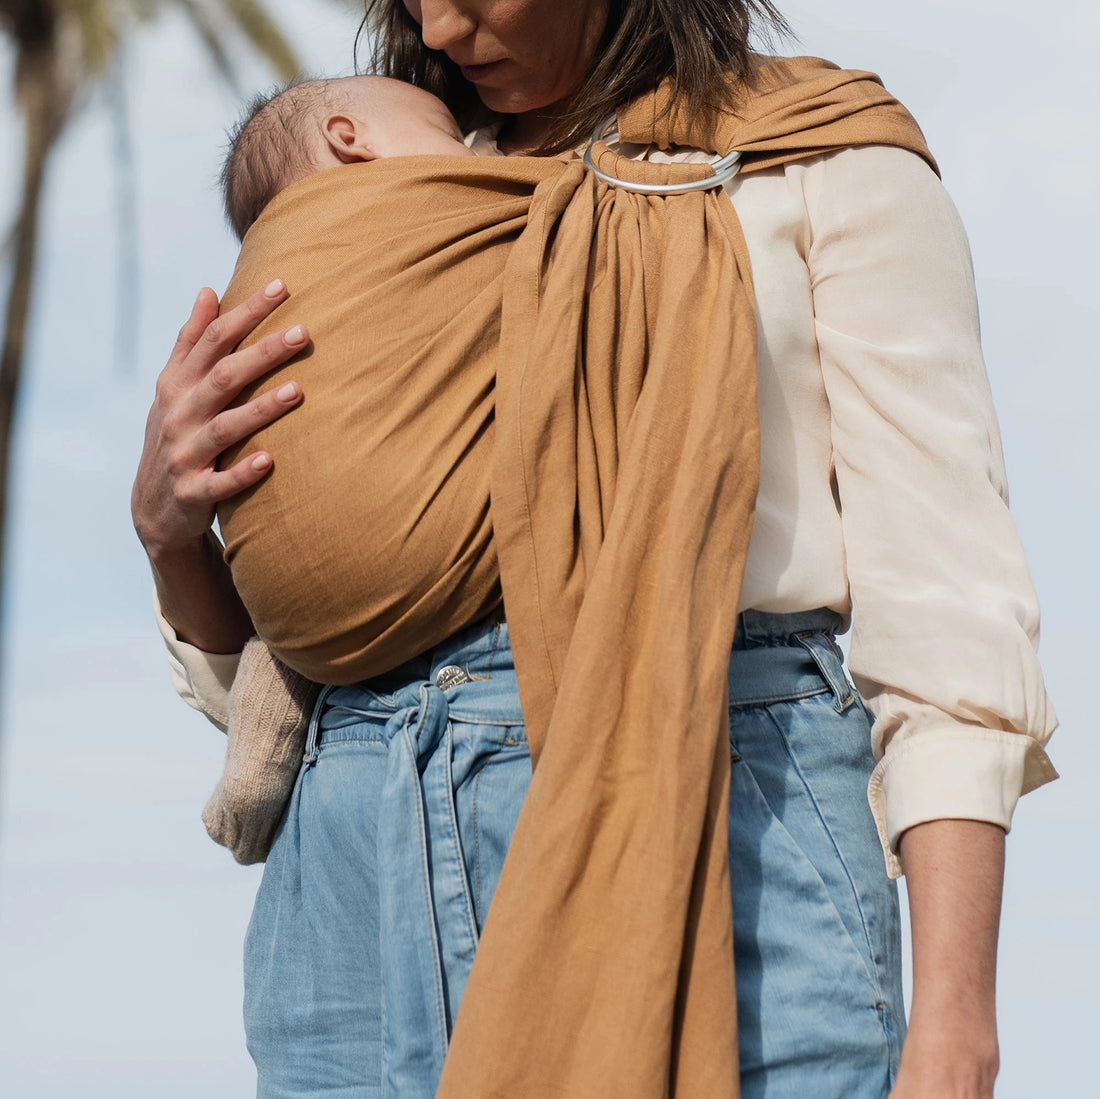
left=0, top=1, right=1095, bottom=1095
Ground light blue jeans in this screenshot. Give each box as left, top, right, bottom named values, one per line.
left=244, top=609, right=905, bottom=1098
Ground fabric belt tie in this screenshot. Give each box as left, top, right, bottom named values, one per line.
left=305, top=682, right=479, bottom=1098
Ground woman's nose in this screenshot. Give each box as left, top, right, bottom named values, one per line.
left=415, top=0, right=478, bottom=51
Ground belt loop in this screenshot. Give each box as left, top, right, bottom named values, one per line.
left=793, top=631, right=855, bottom=714
left=302, top=683, right=337, bottom=765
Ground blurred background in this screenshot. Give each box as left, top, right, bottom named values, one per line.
left=0, top=1, right=1095, bottom=1094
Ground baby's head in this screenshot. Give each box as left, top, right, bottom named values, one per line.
left=222, top=75, right=471, bottom=240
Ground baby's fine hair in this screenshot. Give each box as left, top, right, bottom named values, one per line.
left=222, top=79, right=336, bottom=241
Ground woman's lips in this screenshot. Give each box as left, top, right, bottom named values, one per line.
left=458, top=60, right=505, bottom=82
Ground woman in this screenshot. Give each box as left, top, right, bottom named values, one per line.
left=131, top=1, right=1056, bottom=1096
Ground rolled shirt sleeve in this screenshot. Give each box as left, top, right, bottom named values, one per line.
left=153, top=589, right=239, bottom=733
left=805, top=144, right=1058, bottom=877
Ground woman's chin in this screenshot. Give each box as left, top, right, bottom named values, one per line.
left=474, top=85, right=566, bottom=126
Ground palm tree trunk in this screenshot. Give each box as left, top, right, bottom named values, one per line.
left=0, top=36, right=69, bottom=669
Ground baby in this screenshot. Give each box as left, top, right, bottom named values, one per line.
left=222, top=73, right=474, bottom=240
left=203, top=75, right=478, bottom=865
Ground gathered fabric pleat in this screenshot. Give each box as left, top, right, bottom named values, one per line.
left=435, top=164, right=757, bottom=1098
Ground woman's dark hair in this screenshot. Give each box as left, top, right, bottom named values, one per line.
left=357, top=1, right=791, bottom=153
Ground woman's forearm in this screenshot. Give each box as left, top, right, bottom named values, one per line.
left=891, top=818, right=1004, bottom=1097
left=149, top=529, right=253, bottom=654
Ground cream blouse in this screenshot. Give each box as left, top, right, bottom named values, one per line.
left=156, top=140, right=1058, bottom=878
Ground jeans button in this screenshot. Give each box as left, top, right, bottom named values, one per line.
left=435, top=665, right=471, bottom=690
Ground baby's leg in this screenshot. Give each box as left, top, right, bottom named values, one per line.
left=203, top=637, right=320, bottom=864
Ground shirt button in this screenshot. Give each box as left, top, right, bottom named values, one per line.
left=435, top=665, right=471, bottom=690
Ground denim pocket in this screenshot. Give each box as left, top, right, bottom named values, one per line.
left=727, top=695, right=904, bottom=1088
left=729, top=703, right=884, bottom=1002
left=450, top=722, right=531, bottom=931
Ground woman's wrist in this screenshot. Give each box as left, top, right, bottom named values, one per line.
left=893, top=819, right=1004, bottom=1096
left=150, top=529, right=253, bottom=654
left=891, top=1016, right=999, bottom=1098
left=139, top=523, right=208, bottom=566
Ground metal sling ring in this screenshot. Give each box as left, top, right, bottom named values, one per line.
left=582, top=115, right=742, bottom=195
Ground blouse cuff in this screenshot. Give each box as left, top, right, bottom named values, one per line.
left=868, top=725, right=1059, bottom=879
left=152, top=590, right=240, bottom=732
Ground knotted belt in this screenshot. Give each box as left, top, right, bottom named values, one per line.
left=219, top=55, right=935, bottom=1098
left=305, top=645, right=527, bottom=1096
left=309, top=681, right=480, bottom=1093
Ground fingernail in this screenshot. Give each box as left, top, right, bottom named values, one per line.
left=252, top=454, right=272, bottom=471
left=284, top=325, right=306, bottom=345
left=276, top=383, right=298, bottom=401
left=264, top=279, right=285, bottom=298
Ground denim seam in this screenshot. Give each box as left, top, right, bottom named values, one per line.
left=303, top=683, right=336, bottom=763
left=443, top=711, right=526, bottom=729
left=380, top=980, right=390, bottom=1099
left=315, top=730, right=390, bottom=748
left=440, top=718, right=481, bottom=951
left=323, top=705, right=394, bottom=720
left=471, top=768, right=484, bottom=926
left=763, top=705, right=886, bottom=1005
left=467, top=621, right=502, bottom=683
left=728, top=684, right=831, bottom=710
left=880, top=997, right=904, bottom=1086
left=485, top=621, right=501, bottom=677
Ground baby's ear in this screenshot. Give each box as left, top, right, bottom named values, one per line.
left=323, top=114, right=376, bottom=163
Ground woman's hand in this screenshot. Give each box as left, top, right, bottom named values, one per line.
left=131, top=280, right=307, bottom=652
left=132, top=280, right=306, bottom=554
left=888, top=819, right=1004, bottom=1099
left=888, top=1013, right=998, bottom=1098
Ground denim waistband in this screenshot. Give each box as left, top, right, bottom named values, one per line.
left=728, top=608, right=854, bottom=712
left=317, top=606, right=853, bottom=740
left=319, top=615, right=522, bottom=732
left=733, top=608, right=845, bottom=648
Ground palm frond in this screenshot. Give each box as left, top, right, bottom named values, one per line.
left=220, top=0, right=301, bottom=81
left=69, top=0, right=120, bottom=75
left=169, top=0, right=240, bottom=90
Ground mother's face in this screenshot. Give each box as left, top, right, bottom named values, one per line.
left=402, top=0, right=612, bottom=117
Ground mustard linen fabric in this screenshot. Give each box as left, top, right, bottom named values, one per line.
left=217, top=57, right=932, bottom=1098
